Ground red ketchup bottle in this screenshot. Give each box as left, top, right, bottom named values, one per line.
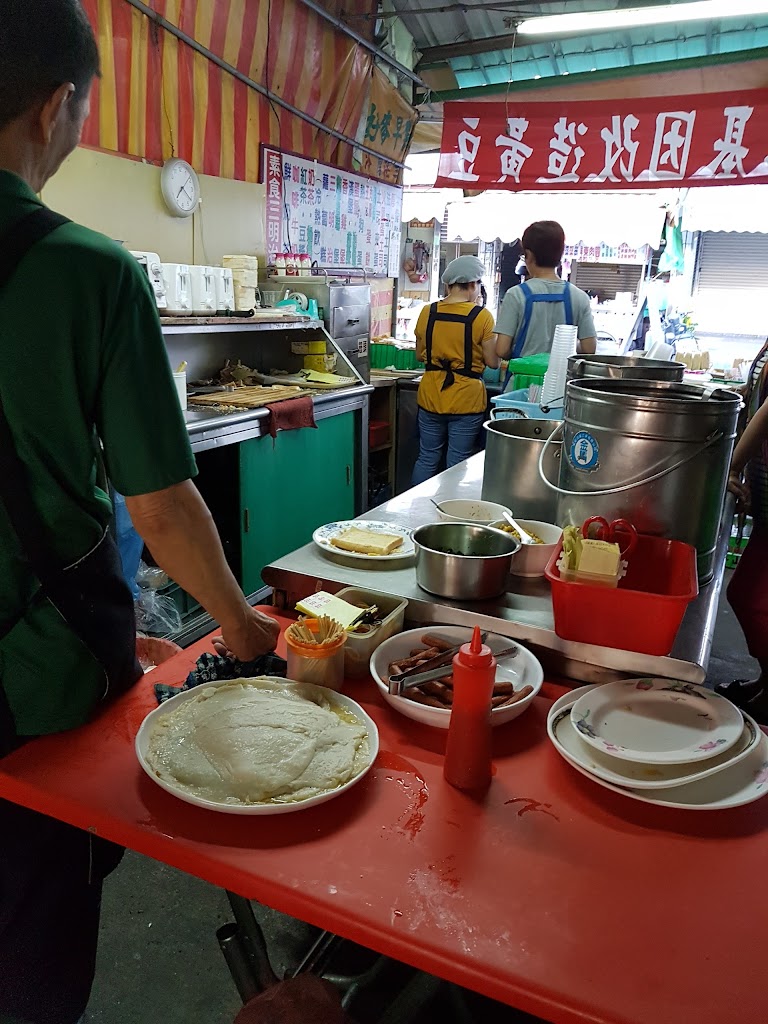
left=443, top=626, right=496, bottom=791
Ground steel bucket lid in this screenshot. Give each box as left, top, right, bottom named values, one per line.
left=564, top=377, right=742, bottom=440
left=567, top=354, right=686, bottom=381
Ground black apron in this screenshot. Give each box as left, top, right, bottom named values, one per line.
left=0, top=208, right=142, bottom=750
left=424, top=302, right=484, bottom=392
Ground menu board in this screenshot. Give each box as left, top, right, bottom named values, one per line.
left=264, top=147, right=402, bottom=276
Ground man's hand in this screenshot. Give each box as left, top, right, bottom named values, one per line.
left=215, top=607, right=281, bottom=662
left=728, top=470, right=750, bottom=511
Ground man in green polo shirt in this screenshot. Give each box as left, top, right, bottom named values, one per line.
left=0, top=3, right=280, bottom=1021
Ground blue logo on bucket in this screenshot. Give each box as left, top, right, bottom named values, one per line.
left=570, top=430, right=599, bottom=471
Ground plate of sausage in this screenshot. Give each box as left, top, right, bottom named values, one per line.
left=370, top=627, right=544, bottom=729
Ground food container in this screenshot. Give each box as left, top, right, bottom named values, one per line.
left=413, top=523, right=520, bottom=601
left=285, top=621, right=347, bottom=690
left=369, top=421, right=390, bottom=448
left=335, top=587, right=408, bottom=678
left=545, top=533, right=698, bottom=655
left=489, top=519, right=562, bottom=577
left=435, top=499, right=512, bottom=525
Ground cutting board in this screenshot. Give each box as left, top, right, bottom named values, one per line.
left=189, top=386, right=309, bottom=408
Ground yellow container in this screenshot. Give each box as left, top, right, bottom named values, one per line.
left=291, top=341, right=327, bottom=355
left=304, top=354, right=337, bottom=372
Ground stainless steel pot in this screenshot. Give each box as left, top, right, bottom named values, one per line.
left=555, top=379, right=742, bottom=583
left=567, top=354, right=685, bottom=383
left=413, top=523, right=520, bottom=601
left=482, top=418, right=562, bottom=522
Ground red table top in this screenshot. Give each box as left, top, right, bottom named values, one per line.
left=1, top=610, right=766, bottom=1024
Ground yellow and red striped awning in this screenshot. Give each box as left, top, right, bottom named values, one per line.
left=80, top=0, right=411, bottom=182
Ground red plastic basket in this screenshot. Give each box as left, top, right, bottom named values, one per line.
left=369, top=420, right=390, bottom=448
left=544, top=533, right=699, bottom=656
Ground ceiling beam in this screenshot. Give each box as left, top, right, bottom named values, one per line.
left=427, top=46, right=768, bottom=101
left=418, top=32, right=519, bottom=66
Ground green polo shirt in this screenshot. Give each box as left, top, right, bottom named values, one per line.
left=0, top=171, right=197, bottom=736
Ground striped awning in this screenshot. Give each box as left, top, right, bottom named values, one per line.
left=80, top=0, right=414, bottom=183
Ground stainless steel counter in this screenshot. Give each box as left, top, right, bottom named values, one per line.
left=184, top=384, right=373, bottom=453
left=262, top=452, right=732, bottom=685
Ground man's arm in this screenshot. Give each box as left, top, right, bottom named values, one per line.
left=578, top=336, right=597, bottom=354
left=496, top=332, right=513, bottom=359
left=126, top=481, right=279, bottom=660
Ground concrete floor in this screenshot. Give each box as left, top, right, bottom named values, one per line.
left=85, top=574, right=755, bottom=1024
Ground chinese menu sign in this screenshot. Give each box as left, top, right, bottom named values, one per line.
left=436, top=90, right=768, bottom=191
left=263, top=147, right=403, bottom=274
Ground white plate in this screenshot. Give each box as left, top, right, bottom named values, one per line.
left=370, top=626, right=543, bottom=730
left=551, top=696, right=759, bottom=790
left=549, top=706, right=768, bottom=810
left=313, top=520, right=415, bottom=562
left=570, top=678, right=743, bottom=765
left=436, top=499, right=512, bottom=525
left=136, top=678, right=379, bottom=815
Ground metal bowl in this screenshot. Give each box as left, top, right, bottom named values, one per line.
left=412, top=523, right=521, bottom=600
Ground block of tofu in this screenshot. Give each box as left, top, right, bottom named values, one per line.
left=578, top=539, right=621, bottom=576
left=330, top=527, right=403, bottom=556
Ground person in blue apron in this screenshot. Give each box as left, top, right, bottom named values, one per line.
left=495, top=221, right=596, bottom=388
left=411, top=256, right=499, bottom=486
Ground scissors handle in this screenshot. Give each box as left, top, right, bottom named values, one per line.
left=582, top=516, right=610, bottom=540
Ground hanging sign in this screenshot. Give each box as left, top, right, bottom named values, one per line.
left=436, top=90, right=768, bottom=191
left=262, top=148, right=402, bottom=273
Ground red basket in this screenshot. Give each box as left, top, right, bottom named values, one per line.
left=544, top=533, right=699, bottom=656
left=369, top=420, right=390, bottom=448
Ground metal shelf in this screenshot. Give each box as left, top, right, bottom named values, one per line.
left=161, top=319, right=323, bottom=335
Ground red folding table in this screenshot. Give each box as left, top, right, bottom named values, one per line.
left=0, top=610, right=765, bottom=1024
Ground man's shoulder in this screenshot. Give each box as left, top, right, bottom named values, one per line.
left=568, top=283, right=593, bottom=310
left=41, top=218, right=148, bottom=289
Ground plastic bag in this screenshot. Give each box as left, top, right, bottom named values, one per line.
left=113, top=491, right=144, bottom=599
left=135, top=586, right=182, bottom=635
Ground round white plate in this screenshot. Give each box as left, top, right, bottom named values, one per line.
left=551, top=697, right=759, bottom=790
left=570, top=678, right=743, bottom=765
left=136, top=678, right=379, bottom=815
left=370, top=626, right=543, bottom=730
left=549, top=707, right=768, bottom=810
left=313, top=520, right=415, bottom=562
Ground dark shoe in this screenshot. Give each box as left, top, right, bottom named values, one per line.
left=715, top=679, right=768, bottom=725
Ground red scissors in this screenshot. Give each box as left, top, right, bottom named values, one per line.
left=582, top=517, right=638, bottom=557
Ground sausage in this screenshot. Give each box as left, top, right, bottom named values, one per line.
left=495, top=684, right=534, bottom=708
left=421, top=681, right=453, bottom=705
left=405, top=690, right=447, bottom=709
left=395, top=647, right=440, bottom=671
left=420, top=634, right=455, bottom=652
left=492, top=681, right=516, bottom=696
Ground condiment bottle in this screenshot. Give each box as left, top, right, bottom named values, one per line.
left=444, top=626, right=496, bottom=791
left=273, top=252, right=286, bottom=273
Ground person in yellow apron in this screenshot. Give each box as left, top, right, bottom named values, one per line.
left=412, top=256, right=499, bottom=485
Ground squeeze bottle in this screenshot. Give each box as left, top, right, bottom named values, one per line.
left=443, top=626, right=496, bottom=791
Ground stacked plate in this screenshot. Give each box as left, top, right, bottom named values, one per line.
left=547, top=679, right=768, bottom=810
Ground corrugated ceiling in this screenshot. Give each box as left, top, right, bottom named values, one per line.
left=385, top=0, right=768, bottom=91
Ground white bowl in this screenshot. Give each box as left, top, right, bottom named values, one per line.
left=490, top=519, right=562, bottom=578
left=370, top=626, right=543, bottom=729
left=436, top=499, right=512, bottom=525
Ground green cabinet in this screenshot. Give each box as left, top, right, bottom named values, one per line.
left=240, top=412, right=356, bottom=594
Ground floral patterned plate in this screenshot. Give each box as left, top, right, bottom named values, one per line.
left=549, top=707, right=768, bottom=811
left=313, top=520, right=415, bottom=563
left=549, top=695, right=759, bottom=790
left=569, top=678, right=744, bottom=765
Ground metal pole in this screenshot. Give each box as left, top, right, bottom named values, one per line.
left=226, top=892, right=279, bottom=991
left=295, top=0, right=427, bottom=89
left=122, top=0, right=408, bottom=169
left=217, top=923, right=260, bottom=1004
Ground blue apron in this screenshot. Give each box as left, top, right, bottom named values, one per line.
left=503, top=282, right=574, bottom=390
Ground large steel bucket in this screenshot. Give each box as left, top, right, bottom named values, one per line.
left=482, top=418, right=562, bottom=523
left=550, top=379, right=741, bottom=582
left=567, top=354, right=685, bottom=383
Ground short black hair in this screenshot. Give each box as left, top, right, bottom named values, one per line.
left=522, top=220, right=566, bottom=269
left=0, top=0, right=100, bottom=130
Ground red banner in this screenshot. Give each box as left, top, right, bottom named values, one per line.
left=436, top=90, right=768, bottom=191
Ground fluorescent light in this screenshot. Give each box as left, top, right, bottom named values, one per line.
left=518, top=0, right=768, bottom=36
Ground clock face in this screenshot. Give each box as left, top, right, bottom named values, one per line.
left=161, top=159, right=200, bottom=217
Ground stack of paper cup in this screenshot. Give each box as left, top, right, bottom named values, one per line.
left=223, top=255, right=258, bottom=312
left=541, top=324, right=578, bottom=406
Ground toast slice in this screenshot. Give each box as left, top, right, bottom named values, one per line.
left=330, top=527, right=403, bottom=556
